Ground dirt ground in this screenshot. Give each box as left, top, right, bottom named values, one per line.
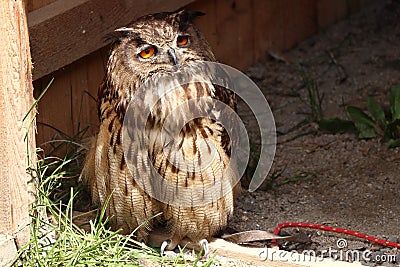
left=231, top=0, right=400, bottom=265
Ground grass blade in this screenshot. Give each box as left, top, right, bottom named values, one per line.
left=390, top=85, right=400, bottom=120
left=23, top=78, right=54, bottom=122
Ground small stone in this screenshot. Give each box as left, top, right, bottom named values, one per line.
left=277, top=125, right=290, bottom=134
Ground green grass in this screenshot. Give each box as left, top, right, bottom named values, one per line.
left=15, top=152, right=159, bottom=266
left=16, top=82, right=215, bottom=266
left=297, top=64, right=324, bottom=123
left=17, top=156, right=216, bottom=267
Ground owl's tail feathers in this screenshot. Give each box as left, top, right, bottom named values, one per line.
left=79, top=135, right=99, bottom=206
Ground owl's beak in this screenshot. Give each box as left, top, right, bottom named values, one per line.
left=167, top=48, right=179, bottom=66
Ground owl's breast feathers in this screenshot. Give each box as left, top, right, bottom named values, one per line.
left=128, top=80, right=237, bottom=185
left=82, top=10, right=239, bottom=249
left=88, top=67, right=239, bottom=248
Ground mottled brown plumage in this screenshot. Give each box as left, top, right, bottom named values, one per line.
left=81, top=10, right=238, bottom=250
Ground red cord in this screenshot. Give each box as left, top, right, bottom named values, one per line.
left=273, top=222, right=400, bottom=248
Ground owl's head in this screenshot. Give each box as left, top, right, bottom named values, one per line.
left=106, top=10, right=215, bottom=82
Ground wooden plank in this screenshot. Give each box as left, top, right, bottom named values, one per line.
left=70, top=49, right=104, bottom=136
left=147, top=229, right=362, bottom=266
left=317, top=0, right=348, bottom=29
left=28, top=0, right=89, bottom=26
left=0, top=0, right=35, bottom=265
left=213, top=0, right=254, bottom=69
left=252, top=0, right=274, bottom=62
left=28, top=0, right=195, bottom=80
left=27, top=0, right=57, bottom=12
left=207, top=239, right=363, bottom=267
left=253, top=0, right=317, bottom=62
left=188, top=0, right=257, bottom=69
left=34, top=67, right=73, bottom=152
left=34, top=47, right=108, bottom=152
left=79, top=48, right=107, bottom=132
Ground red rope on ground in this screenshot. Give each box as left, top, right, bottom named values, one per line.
left=273, top=222, right=400, bottom=248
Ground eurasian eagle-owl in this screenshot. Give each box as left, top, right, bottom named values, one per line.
left=81, top=10, right=239, bottom=251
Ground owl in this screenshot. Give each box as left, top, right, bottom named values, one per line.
left=81, top=10, right=239, bottom=252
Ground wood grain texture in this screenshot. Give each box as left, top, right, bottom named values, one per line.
left=33, top=48, right=107, bottom=151
left=214, top=0, right=254, bottom=69
left=191, top=0, right=319, bottom=65
left=253, top=0, right=317, bottom=61
left=27, top=0, right=57, bottom=12
left=28, top=0, right=195, bottom=79
left=0, top=0, right=35, bottom=265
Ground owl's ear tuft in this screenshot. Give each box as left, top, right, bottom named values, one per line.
left=177, top=10, right=205, bottom=31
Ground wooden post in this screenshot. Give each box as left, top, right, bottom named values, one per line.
left=0, top=1, right=35, bottom=266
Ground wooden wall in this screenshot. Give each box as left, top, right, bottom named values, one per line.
left=28, top=0, right=374, bottom=151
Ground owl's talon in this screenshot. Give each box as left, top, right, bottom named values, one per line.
left=198, top=239, right=209, bottom=258
left=160, top=240, right=169, bottom=256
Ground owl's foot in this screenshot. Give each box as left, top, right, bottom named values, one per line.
left=198, top=239, right=209, bottom=258
left=160, top=239, right=179, bottom=256
left=160, top=238, right=209, bottom=258
left=160, top=240, right=168, bottom=256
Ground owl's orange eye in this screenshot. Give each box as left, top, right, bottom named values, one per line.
left=177, top=35, right=189, bottom=46
left=139, top=46, right=156, bottom=59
